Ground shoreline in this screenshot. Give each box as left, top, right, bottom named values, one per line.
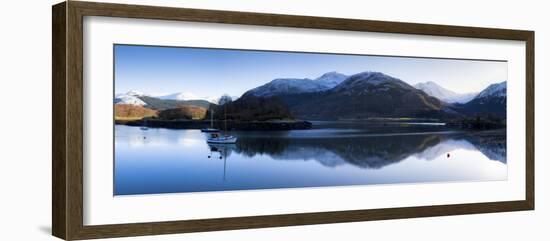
left=115, top=118, right=506, bottom=133
left=115, top=119, right=313, bottom=131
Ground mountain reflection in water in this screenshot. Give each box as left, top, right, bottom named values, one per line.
left=114, top=124, right=507, bottom=195
left=230, top=131, right=505, bottom=169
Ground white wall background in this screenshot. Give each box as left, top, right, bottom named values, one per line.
left=0, top=0, right=547, bottom=240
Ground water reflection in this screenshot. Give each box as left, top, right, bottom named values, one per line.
left=207, top=144, right=236, bottom=181
left=462, top=134, right=506, bottom=164
left=232, top=132, right=505, bottom=169
left=114, top=125, right=507, bottom=195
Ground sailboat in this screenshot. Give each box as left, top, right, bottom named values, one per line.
left=206, top=132, right=237, bottom=144
left=207, top=105, right=237, bottom=144
left=201, top=109, right=220, bottom=133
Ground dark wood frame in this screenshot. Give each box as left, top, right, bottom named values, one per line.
left=52, top=1, right=535, bottom=240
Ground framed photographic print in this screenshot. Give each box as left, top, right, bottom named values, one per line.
left=52, top=1, right=534, bottom=240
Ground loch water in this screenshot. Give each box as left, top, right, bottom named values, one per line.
left=114, top=122, right=507, bottom=195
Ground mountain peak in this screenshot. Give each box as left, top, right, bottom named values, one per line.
left=123, top=90, right=145, bottom=97
left=244, top=77, right=330, bottom=97
left=351, top=71, right=395, bottom=81
left=157, top=92, right=220, bottom=104
left=115, top=91, right=147, bottom=106
left=417, top=81, right=440, bottom=88
left=476, top=81, right=506, bottom=98
left=414, top=81, right=477, bottom=104
left=462, top=81, right=507, bottom=117
left=316, top=71, right=346, bottom=79
left=414, top=81, right=456, bottom=96
left=243, top=72, right=348, bottom=98
left=333, top=71, right=412, bottom=92
left=291, top=71, right=445, bottom=119
left=314, top=71, right=348, bottom=88
left=272, top=78, right=312, bottom=84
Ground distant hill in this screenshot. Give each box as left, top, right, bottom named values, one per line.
left=114, top=104, right=157, bottom=120
left=158, top=106, right=208, bottom=120
left=414, top=81, right=477, bottom=103
left=138, top=96, right=212, bottom=110
left=156, top=92, right=221, bottom=104
left=115, top=91, right=213, bottom=110
left=460, top=81, right=506, bottom=118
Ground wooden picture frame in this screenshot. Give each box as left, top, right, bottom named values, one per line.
left=52, top=1, right=534, bottom=240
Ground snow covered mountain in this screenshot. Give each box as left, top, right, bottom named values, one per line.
left=115, top=89, right=232, bottom=108
left=114, top=90, right=147, bottom=106
left=414, top=81, right=477, bottom=104
left=244, top=78, right=330, bottom=97
left=244, top=71, right=349, bottom=97
left=331, top=71, right=414, bottom=93
left=476, top=81, right=507, bottom=99
left=124, top=90, right=146, bottom=97
left=289, top=71, right=445, bottom=119
left=155, top=92, right=221, bottom=104
left=462, top=81, right=507, bottom=117
left=157, top=92, right=197, bottom=101
left=157, top=92, right=216, bottom=103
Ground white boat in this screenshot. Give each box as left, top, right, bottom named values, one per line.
left=207, top=133, right=237, bottom=144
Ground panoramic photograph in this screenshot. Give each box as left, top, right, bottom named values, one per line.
left=113, top=44, right=507, bottom=196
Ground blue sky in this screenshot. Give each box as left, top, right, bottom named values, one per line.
left=114, top=44, right=507, bottom=98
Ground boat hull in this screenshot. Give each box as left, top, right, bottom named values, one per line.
left=207, top=136, right=237, bottom=144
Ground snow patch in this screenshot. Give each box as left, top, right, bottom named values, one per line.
left=114, top=94, right=146, bottom=106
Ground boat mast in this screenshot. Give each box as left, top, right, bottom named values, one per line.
left=224, top=105, right=227, bottom=135
left=210, top=109, right=214, bottom=128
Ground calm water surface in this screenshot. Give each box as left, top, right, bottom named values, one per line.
left=114, top=122, right=507, bottom=195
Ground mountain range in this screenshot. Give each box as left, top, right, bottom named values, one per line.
left=116, top=71, right=506, bottom=120
left=115, top=91, right=212, bottom=109
left=244, top=71, right=348, bottom=97
left=274, top=72, right=447, bottom=119
left=156, top=92, right=221, bottom=104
